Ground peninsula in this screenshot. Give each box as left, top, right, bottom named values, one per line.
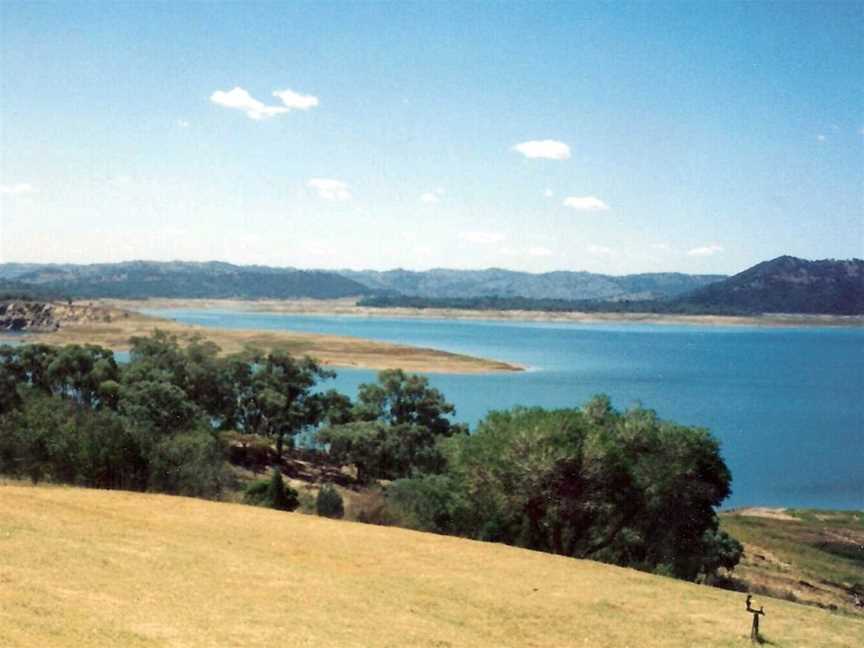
left=3, top=301, right=522, bottom=374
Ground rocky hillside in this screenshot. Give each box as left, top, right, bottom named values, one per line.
left=0, top=301, right=120, bottom=333
left=0, top=301, right=59, bottom=332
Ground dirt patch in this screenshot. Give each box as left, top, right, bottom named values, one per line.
left=728, top=507, right=802, bottom=522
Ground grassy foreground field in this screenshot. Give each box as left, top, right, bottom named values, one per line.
left=1, top=485, right=862, bottom=648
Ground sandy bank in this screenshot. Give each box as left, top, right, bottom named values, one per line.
left=102, top=297, right=864, bottom=328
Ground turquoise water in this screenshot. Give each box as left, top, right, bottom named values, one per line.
left=111, top=311, right=864, bottom=508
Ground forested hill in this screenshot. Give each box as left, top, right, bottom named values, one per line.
left=0, top=261, right=372, bottom=299
left=339, top=268, right=725, bottom=301
left=358, top=257, right=864, bottom=316
left=2, top=257, right=861, bottom=313
left=673, top=256, right=864, bottom=315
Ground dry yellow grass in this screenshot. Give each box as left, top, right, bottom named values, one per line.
left=19, top=304, right=520, bottom=374
left=1, top=484, right=862, bottom=647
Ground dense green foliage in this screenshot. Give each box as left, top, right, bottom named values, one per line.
left=316, top=369, right=467, bottom=482
left=0, top=332, right=339, bottom=497
left=315, top=484, right=344, bottom=518
left=387, top=397, right=741, bottom=581
left=0, top=340, right=228, bottom=496
left=243, top=470, right=299, bottom=511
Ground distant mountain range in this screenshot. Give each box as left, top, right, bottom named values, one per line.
left=1, top=256, right=861, bottom=315
left=0, top=261, right=371, bottom=300
left=339, top=268, right=724, bottom=301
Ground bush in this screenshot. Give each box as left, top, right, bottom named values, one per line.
left=243, top=479, right=271, bottom=505
left=387, top=474, right=462, bottom=533
left=268, top=469, right=299, bottom=511
left=316, top=484, right=344, bottom=519
left=147, top=430, right=229, bottom=499
left=243, top=470, right=299, bottom=512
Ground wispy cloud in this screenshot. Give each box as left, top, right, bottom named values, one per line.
left=420, top=188, right=444, bottom=204
left=544, top=188, right=554, bottom=198
left=817, top=134, right=827, bottom=142
left=512, top=140, right=571, bottom=160
left=210, top=87, right=289, bottom=120
left=177, top=119, right=190, bottom=128
left=459, top=231, right=506, bottom=244
left=587, top=244, right=615, bottom=256
left=0, top=183, right=36, bottom=195
left=563, top=195, right=610, bottom=211
left=527, top=246, right=553, bottom=257
left=273, top=88, right=319, bottom=110
left=307, top=178, right=351, bottom=201
left=687, top=244, right=724, bottom=257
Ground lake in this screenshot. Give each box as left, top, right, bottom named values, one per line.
left=130, top=310, right=864, bottom=509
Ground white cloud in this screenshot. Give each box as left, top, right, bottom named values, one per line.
left=817, top=134, right=826, bottom=142
left=544, top=188, right=554, bottom=198
left=273, top=89, right=319, bottom=110
left=177, top=119, right=190, bottom=128
left=210, top=87, right=289, bottom=120
left=687, top=244, right=724, bottom=257
left=528, top=246, right=553, bottom=257
left=303, top=239, right=336, bottom=256
left=459, top=231, right=506, bottom=244
left=587, top=244, right=614, bottom=256
left=563, top=195, right=610, bottom=211
left=498, top=247, right=520, bottom=256
left=419, top=192, right=440, bottom=204
left=512, top=140, right=571, bottom=160
left=0, top=183, right=36, bottom=195
left=307, top=178, right=351, bottom=201
left=650, top=242, right=670, bottom=251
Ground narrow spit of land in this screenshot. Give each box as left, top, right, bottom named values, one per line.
left=12, top=302, right=522, bottom=374
left=102, top=297, right=864, bottom=328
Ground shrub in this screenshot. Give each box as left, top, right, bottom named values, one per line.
left=243, top=478, right=270, bottom=505
left=243, top=470, right=299, bottom=512
left=268, top=469, right=299, bottom=511
left=316, top=484, right=344, bottom=519
left=147, top=430, right=229, bottom=499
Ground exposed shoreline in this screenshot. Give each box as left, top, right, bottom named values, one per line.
left=101, top=297, right=864, bottom=328
left=12, top=302, right=523, bottom=374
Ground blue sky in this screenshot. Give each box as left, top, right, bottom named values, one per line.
left=1, top=1, right=862, bottom=274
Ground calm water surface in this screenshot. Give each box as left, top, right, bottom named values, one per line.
left=140, top=309, right=864, bottom=509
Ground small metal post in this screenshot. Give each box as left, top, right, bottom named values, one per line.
left=745, top=595, right=766, bottom=644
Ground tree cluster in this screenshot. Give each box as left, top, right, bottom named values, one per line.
left=316, top=369, right=467, bottom=482
left=0, top=332, right=340, bottom=497
left=387, top=396, right=742, bottom=581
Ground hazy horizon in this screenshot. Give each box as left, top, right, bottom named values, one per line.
left=2, top=2, right=862, bottom=274
left=4, top=252, right=863, bottom=280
